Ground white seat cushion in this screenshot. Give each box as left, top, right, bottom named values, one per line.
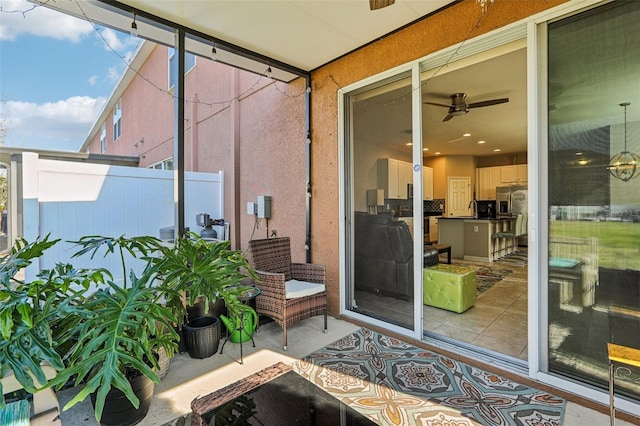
left=285, top=279, right=325, bottom=299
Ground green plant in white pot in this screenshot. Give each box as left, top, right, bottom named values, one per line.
left=47, top=235, right=181, bottom=425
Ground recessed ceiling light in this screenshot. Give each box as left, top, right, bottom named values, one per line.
left=578, top=159, right=589, bottom=166
left=494, top=148, right=501, bottom=152
left=463, top=133, right=471, bottom=137
left=423, top=148, right=429, bottom=151
left=406, top=142, right=413, bottom=146
left=435, top=152, right=441, bottom=155
left=575, top=152, right=583, bottom=156
left=477, top=140, right=486, bottom=144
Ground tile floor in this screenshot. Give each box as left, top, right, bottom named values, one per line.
left=355, top=256, right=530, bottom=360
left=423, top=259, right=529, bottom=360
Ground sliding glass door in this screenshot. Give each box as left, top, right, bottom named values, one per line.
left=344, top=71, right=417, bottom=330
left=547, top=0, right=640, bottom=400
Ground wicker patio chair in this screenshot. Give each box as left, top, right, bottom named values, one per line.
left=248, top=237, right=327, bottom=350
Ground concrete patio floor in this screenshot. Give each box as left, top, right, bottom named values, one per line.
left=56, top=316, right=634, bottom=426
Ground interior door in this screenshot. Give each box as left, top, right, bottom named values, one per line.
left=447, top=177, right=471, bottom=217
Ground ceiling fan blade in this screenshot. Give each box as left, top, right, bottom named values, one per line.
left=369, top=0, right=395, bottom=10
left=424, top=101, right=452, bottom=108
left=468, top=98, right=509, bottom=109
left=447, top=136, right=467, bottom=143
left=443, top=114, right=454, bottom=122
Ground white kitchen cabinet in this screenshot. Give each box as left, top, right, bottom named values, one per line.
left=516, top=164, right=528, bottom=183
left=476, top=166, right=500, bottom=199
left=500, top=165, right=517, bottom=184
left=378, top=158, right=410, bottom=199
left=500, top=164, right=528, bottom=185
left=423, top=166, right=434, bottom=200
left=399, top=160, right=412, bottom=198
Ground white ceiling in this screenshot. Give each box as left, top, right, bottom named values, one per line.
left=355, top=46, right=528, bottom=157
left=38, top=0, right=457, bottom=81
left=115, top=0, right=457, bottom=72
left=423, top=46, right=527, bottom=157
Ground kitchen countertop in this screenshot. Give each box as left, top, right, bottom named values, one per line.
left=438, top=217, right=509, bottom=221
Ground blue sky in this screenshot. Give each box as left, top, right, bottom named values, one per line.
left=0, top=0, right=140, bottom=151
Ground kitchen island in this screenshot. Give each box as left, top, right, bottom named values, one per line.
left=438, top=217, right=515, bottom=262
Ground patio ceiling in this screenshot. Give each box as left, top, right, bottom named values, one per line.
left=37, top=0, right=459, bottom=82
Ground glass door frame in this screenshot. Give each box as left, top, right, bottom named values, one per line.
left=338, top=0, right=637, bottom=415
left=338, top=62, right=425, bottom=339
left=530, top=2, right=639, bottom=416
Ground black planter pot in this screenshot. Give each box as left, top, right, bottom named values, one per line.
left=183, top=316, right=221, bottom=359
left=186, top=297, right=227, bottom=322
left=91, top=373, right=154, bottom=426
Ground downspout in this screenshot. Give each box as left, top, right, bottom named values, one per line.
left=232, top=69, right=241, bottom=249
left=305, top=75, right=312, bottom=263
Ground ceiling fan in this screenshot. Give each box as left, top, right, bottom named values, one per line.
left=369, top=0, right=395, bottom=10
left=425, top=92, right=509, bottom=122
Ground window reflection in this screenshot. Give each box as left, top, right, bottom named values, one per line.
left=547, top=1, right=640, bottom=400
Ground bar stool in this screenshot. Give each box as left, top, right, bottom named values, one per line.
left=492, top=214, right=522, bottom=259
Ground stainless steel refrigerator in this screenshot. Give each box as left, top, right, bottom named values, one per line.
left=510, top=186, right=528, bottom=216
left=496, top=185, right=527, bottom=216
left=496, top=185, right=528, bottom=245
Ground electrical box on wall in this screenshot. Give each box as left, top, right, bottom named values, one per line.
left=257, top=195, right=271, bottom=219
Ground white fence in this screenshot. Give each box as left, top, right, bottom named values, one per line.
left=18, top=152, right=224, bottom=283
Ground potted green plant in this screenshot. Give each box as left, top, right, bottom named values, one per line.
left=46, top=235, right=181, bottom=425
left=153, top=233, right=258, bottom=359
left=1, top=232, right=257, bottom=424
left=0, top=235, right=99, bottom=407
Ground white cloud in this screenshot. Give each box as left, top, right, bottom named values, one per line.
left=98, top=27, right=126, bottom=51
left=0, top=0, right=93, bottom=42
left=0, top=96, right=106, bottom=151
left=88, top=75, right=98, bottom=86
left=107, top=66, right=122, bottom=84
left=94, top=29, right=140, bottom=84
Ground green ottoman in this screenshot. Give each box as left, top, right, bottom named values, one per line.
left=423, top=264, right=477, bottom=313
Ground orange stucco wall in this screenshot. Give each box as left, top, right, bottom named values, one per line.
left=309, top=0, right=567, bottom=316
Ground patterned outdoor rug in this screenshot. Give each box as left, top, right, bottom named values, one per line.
left=455, top=263, right=514, bottom=295
left=294, top=328, right=565, bottom=426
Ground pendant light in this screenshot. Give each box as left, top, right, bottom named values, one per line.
left=607, top=102, right=640, bottom=182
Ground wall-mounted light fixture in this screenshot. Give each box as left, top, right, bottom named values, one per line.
left=607, top=102, right=640, bottom=182
left=130, top=13, right=138, bottom=37
left=211, top=40, right=218, bottom=61
left=476, top=0, right=494, bottom=13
